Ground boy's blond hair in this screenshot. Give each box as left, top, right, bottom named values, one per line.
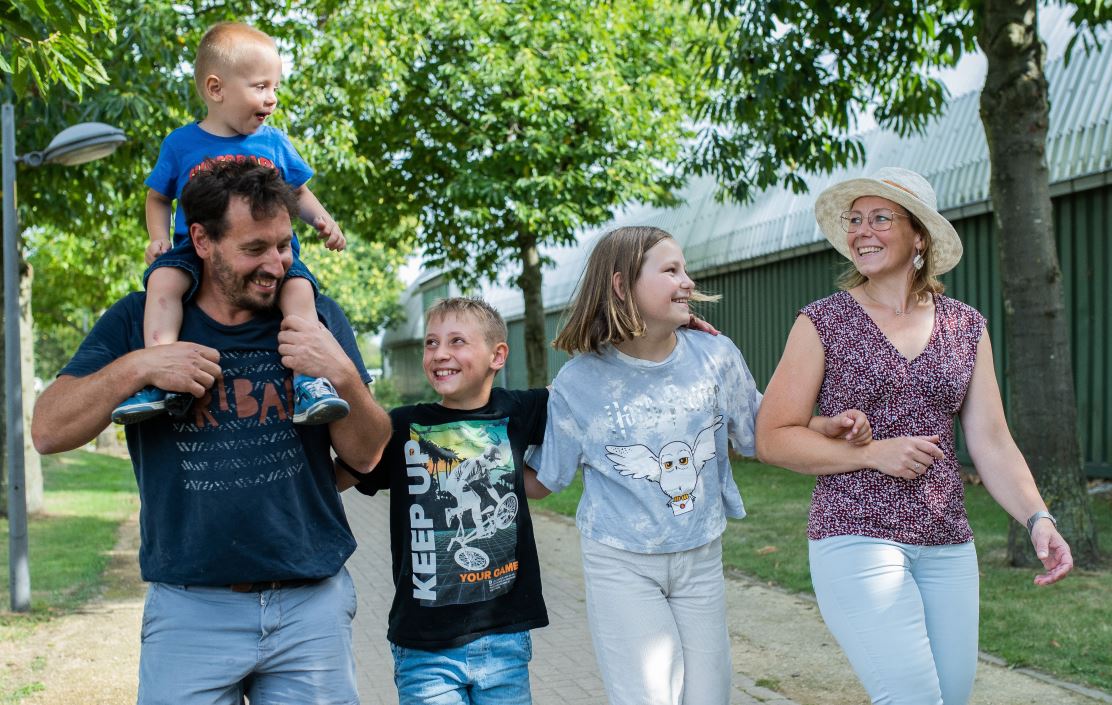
left=425, top=297, right=508, bottom=346
left=194, top=22, right=277, bottom=98
left=553, top=226, right=718, bottom=355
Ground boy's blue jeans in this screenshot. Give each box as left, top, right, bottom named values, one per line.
left=390, top=631, right=533, bottom=705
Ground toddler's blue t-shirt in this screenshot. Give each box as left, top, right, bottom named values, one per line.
left=146, top=123, right=314, bottom=244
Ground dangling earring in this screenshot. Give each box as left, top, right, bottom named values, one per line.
left=912, top=249, right=924, bottom=271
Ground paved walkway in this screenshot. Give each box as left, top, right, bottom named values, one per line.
left=342, top=493, right=1112, bottom=705
left=343, top=492, right=800, bottom=705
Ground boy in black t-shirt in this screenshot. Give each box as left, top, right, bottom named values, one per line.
left=338, top=297, right=549, bottom=704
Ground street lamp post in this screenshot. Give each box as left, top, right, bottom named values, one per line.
left=3, top=102, right=125, bottom=612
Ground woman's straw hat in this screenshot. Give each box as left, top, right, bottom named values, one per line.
left=814, top=167, right=963, bottom=275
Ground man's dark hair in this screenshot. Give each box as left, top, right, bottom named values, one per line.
left=180, top=158, right=299, bottom=241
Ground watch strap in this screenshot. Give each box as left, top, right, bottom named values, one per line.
left=1026, top=510, right=1056, bottom=534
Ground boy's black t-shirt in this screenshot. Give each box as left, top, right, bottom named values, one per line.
left=357, top=387, right=550, bottom=649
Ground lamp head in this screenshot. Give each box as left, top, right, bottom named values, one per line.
left=40, top=122, right=127, bottom=166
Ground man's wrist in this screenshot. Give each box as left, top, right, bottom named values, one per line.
left=328, top=359, right=365, bottom=395
left=120, top=348, right=154, bottom=392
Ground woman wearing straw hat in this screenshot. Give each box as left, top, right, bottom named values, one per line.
left=754, top=167, right=1073, bottom=704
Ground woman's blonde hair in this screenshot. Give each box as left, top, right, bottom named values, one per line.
left=836, top=211, right=946, bottom=300
left=553, top=226, right=718, bottom=355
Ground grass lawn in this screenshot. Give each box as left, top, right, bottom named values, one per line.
left=533, top=458, right=1112, bottom=692
left=0, top=450, right=138, bottom=638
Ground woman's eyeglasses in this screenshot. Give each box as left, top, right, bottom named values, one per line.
left=839, top=209, right=910, bottom=233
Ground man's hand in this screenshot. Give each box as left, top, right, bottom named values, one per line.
left=32, top=341, right=221, bottom=455
left=143, top=342, right=222, bottom=398
left=280, top=315, right=390, bottom=471
left=313, top=215, right=347, bottom=251
left=145, top=238, right=172, bottom=265
left=278, top=315, right=355, bottom=382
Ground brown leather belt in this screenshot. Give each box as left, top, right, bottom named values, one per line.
left=228, top=577, right=324, bottom=592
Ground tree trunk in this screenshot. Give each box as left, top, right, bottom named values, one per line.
left=20, top=264, right=42, bottom=514
left=978, top=0, right=1099, bottom=567
left=516, top=233, right=549, bottom=389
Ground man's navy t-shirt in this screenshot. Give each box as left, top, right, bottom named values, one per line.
left=59, top=293, right=369, bottom=585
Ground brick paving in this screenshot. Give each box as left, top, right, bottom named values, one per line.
left=342, top=492, right=801, bottom=705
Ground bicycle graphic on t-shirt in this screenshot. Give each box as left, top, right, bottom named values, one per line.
left=442, top=444, right=519, bottom=570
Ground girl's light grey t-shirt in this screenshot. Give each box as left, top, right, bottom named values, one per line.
left=536, top=328, right=762, bottom=553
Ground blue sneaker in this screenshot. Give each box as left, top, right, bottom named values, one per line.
left=293, top=375, right=350, bottom=425
left=112, top=386, right=168, bottom=424
left=112, top=387, right=194, bottom=424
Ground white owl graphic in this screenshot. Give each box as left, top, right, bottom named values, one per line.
left=604, top=415, right=724, bottom=516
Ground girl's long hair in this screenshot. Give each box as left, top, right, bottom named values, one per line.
left=553, top=226, right=718, bottom=355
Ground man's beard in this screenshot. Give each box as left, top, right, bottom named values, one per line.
left=210, top=248, right=281, bottom=315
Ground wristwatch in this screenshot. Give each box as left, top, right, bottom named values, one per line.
left=1026, top=510, right=1057, bottom=535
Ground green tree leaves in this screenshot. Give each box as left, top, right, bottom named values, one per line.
left=1, top=0, right=116, bottom=99
left=691, top=0, right=977, bottom=202
left=329, top=0, right=705, bottom=381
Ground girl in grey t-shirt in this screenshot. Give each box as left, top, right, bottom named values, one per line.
left=533, top=226, right=869, bottom=705
left=534, top=225, right=757, bottom=704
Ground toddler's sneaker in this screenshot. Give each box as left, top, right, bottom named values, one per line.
left=112, top=387, right=193, bottom=424
left=293, top=375, right=350, bottom=425
left=163, top=390, right=195, bottom=419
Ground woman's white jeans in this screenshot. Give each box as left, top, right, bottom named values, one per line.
left=809, top=536, right=980, bottom=705
left=580, top=535, right=731, bottom=705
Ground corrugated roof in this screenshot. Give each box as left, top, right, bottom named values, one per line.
left=397, top=8, right=1112, bottom=325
